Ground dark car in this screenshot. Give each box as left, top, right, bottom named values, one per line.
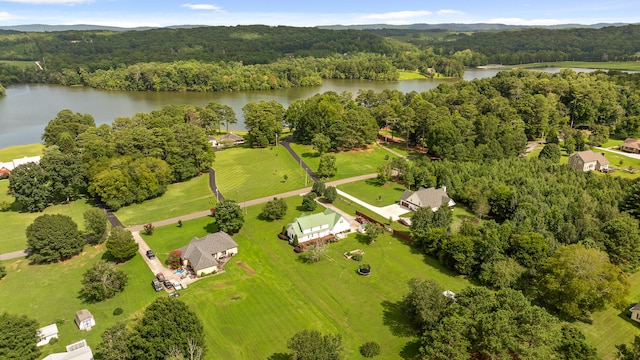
left=146, top=250, right=156, bottom=260
left=163, top=280, right=173, bottom=289
left=156, top=272, right=165, bottom=282
left=151, top=279, right=163, bottom=292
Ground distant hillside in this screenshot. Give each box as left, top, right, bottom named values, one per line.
left=0, top=24, right=205, bottom=32
left=320, top=23, right=633, bottom=31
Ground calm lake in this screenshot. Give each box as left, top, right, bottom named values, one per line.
left=0, top=67, right=593, bottom=148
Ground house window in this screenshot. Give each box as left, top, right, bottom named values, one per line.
left=221, top=250, right=227, bottom=256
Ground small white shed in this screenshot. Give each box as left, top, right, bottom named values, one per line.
left=74, top=309, right=95, bottom=331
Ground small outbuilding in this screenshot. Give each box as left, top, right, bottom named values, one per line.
left=43, top=339, right=94, bottom=360
left=36, top=323, right=59, bottom=346
left=74, top=309, right=95, bottom=331
left=630, top=302, right=640, bottom=323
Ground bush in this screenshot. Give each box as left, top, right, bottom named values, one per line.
left=302, top=192, right=318, bottom=211
left=143, top=223, right=155, bottom=235
left=113, top=307, right=124, bottom=316
left=360, top=341, right=381, bottom=358
left=312, top=181, right=326, bottom=196
left=0, top=264, right=6, bottom=280
left=352, top=253, right=363, bottom=261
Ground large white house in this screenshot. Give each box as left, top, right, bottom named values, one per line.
left=179, top=232, right=238, bottom=276
left=36, top=324, right=59, bottom=347
left=286, top=209, right=350, bottom=245
left=400, top=186, right=455, bottom=212
left=43, top=339, right=94, bottom=360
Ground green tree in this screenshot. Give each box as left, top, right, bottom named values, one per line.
left=0, top=312, right=40, bottom=360
left=0, top=264, right=5, bottom=280
left=84, top=208, right=109, bottom=243
left=105, top=227, right=138, bottom=262
left=260, top=197, right=288, bottom=221
left=242, top=100, right=284, bottom=147
left=323, top=186, right=337, bottom=203
left=558, top=325, right=599, bottom=360
left=129, top=297, right=206, bottom=360
left=601, top=214, right=640, bottom=270
left=537, top=244, right=630, bottom=319
left=622, top=180, right=640, bottom=220
left=8, top=162, right=51, bottom=212
left=301, top=192, right=318, bottom=211
left=403, top=278, right=452, bottom=331
left=312, top=181, right=326, bottom=196
left=364, top=222, right=383, bottom=244
left=287, top=330, right=342, bottom=360
left=538, top=143, right=562, bottom=163
left=81, top=261, right=128, bottom=302
left=95, top=322, right=132, bottom=360
left=478, top=257, right=525, bottom=289
left=42, top=109, right=95, bottom=146
left=40, top=147, right=87, bottom=202
left=311, top=133, right=331, bottom=155
left=359, top=342, right=381, bottom=358
left=300, top=243, right=327, bottom=263
left=617, top=335, right=640, bottom=360
left=214, top=200, right=245, bottom=234
left=26, top=214, right=84, bottom=263
left=316, top=154, right=337, bottom=178
left=206, top=102, right=236, bottom=134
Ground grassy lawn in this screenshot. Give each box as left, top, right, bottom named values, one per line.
left=577, top=271, right=640, bottom=359
left=0, top=60, right=40, bottom=70
left=214, top=146, right=308, bottom=202
left=601, top=139, right=625, bottom=148
left=0, top=245, right=159, bottom=358
left=0, top=180, right=92, bottom=253
left=141, top=196, right=471, bottom=359
left=398, top=71, right=427, bottom=80
left=289, top=142, right=396, bottom=181
left=0, top=143, right=44, bottom=160
left=338, top=178, right=406, bottom=207
left=115, top=173, right=216, bottom=226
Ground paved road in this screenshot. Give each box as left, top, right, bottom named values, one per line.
left=280, top=140, right=319, bottom=182
left=595, top=147, right=640, bottom=160
left=0, top=249, right=29, bottom=261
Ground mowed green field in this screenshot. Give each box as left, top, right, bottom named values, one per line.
left=0, top=143, right=44, bottom=161
left=142, top=196, right=471, bottom=359
left=0, top=179, right=92, bottom=253
left=115, top=173, right=216, bottom=226
left=289, top=142, right=396, bottom=181
left=338, top=178, right=407, bottom=207
left=214, top=146, right=308, bottom=202
left=0, top=245, right=160, bottom=358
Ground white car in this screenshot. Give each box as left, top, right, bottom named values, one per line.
left=171, top=280, right=182, bottom=290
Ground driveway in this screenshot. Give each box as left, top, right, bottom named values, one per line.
left=594, top=147, right=640, bottom=160
left=336, top=189, right=408, bottom=221
left=132, top=231, right=196, bottom=287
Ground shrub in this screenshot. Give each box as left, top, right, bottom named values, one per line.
left=0, top=264, right=6, bottom=280
left=352, top=253, right=363, bottom=261
left=143, top=223, right=155, bottom=235
left=167, top=250, right=183, bottom=269
left=113, top=307, right=124, bottom=316
left=360, top=341, right=381, bottom=358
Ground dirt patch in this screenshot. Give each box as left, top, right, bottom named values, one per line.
left=236, top=261, right=255, bottom=275
left=215, top=282, right=225, bottom=289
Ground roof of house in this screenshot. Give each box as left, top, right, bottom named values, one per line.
left=75, top=309, right=93, bottom=322
left=220, top=133, right=244, bottom=141
left=401, top=187, right=452, bottom=209
left=38, top=324, right=59, bottom=338
left=179, top=232, right=238, bottom=271
left=623, top=138, right=640, bottom=149
left=0, top=161, right=14, bottom=171
left=12, top=155, right=41, bottom=167
left=572, top=150, right=609, bottom=165
left=631, top=302, right=640, bottom=311
left=43, top=340, right=93, bottom=360
left=289, top=209, right=345, bottom=239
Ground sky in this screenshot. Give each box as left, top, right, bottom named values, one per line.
left=0, top=0, right=639, bottom=28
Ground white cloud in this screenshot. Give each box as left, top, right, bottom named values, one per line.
left=0, top=0, right=92, bottom=4
left=0, top=11, right=20, bottom=21
left=489, top=17, right=569, bottom=25
left=181, top=3, right=222, bottom=11
left=437, top=9, right=463, bottom=16
left=361, top=10, right=432, bottom=20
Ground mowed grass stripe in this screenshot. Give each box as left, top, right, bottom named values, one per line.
left=214, top=146, right=307, bottom=202
left=115, top=173, right=215, bottom=226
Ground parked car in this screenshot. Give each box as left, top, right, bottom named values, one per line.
left=171, top=280, right=182, bottom=290
left=168, top=292, right=180, bottom=298
left=146, top=250, right=156, bottom=260
left=355, top=216, right=367, bottom=224
left=151, top=279, right=163, bottom=292
left=156, top=272, right=165, bottom=282
left=163, top=280, right=173, bottom=289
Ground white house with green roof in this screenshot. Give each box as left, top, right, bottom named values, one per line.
left=286, top=209, right=350, bottom=245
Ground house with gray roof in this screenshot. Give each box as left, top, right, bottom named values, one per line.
left=286, top=209, right=350, bottom=245
left=219, top=132, right=245, bottom=146
left=43, top=339, right=93, bottom=360
left=621, top=138, right=640, bottom=154
left=179, top=232, right=238, bottom=276
left=400, top=186, right=455, bottom=212
left=631, top=302, right=640, bottom=323
left=567, top=150, right=609, bottom=172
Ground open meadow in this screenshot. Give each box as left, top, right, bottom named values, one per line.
left=0, top=143, right=44, bottom=161
left=337, top=178, right=407, bottom=207
left=114, top=173, right=216, bottom=227
left=289, top=142, right=396, bottom=181
left=214, top=145, right=308, bottom=203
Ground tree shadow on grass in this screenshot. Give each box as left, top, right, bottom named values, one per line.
left=381, top=300, right=417, bottom=338
left=300, top=152, right=320, bottom=159
left=400, top=339, right=422, bottom=360
left=203, top=222, right=219, bottom=233
left=267, top=352, right=292, bottom=360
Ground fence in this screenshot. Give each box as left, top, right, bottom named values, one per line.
left=355, top=211, right=414, bottom=244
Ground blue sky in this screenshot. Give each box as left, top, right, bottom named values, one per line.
left=0, top=0, right=638, bottom=28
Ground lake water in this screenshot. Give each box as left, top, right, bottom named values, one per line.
left=0, top=67, right=593, bottom=148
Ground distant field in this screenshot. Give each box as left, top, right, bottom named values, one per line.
left=289, top=142, right=396, bottom=181
left=115, top=173, right=215, bottom=227
left=515, top=61, right=640, bottom=72
left=0, top=143, right=44, bottom=160
left=0, top=60, right=39, bottom=70
left=398, top=71, right=427, bottom=80
left=214, top=145, right=307, bottom=202
left=143, top=196, right=471, bottom=359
